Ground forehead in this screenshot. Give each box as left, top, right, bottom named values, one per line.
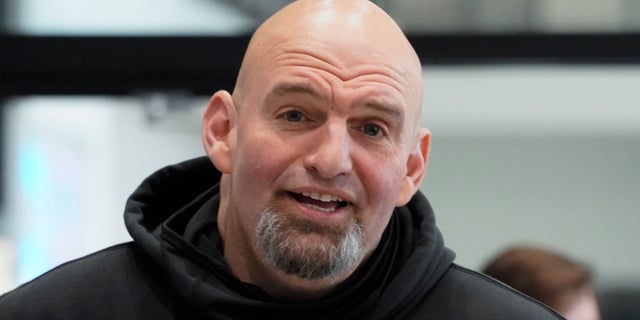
left=255, top=38, right=420, bottom=110
left=238, top=1, right=424, bottom=122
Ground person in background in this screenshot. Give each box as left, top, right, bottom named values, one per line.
left=483, top=245, right=601, bottom=320
left=1, top=0, right=563, bottom=318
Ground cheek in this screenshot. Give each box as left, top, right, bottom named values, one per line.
left=234, top=142, right=278, bottom=183
left=234, top=116, right=280, bottom=168
left=356, top=155, right=406, bottom=239
left=229, top=127, right=297, bottom=208
left=360, top=156, right=406, bottom=206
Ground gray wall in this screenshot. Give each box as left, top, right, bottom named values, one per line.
left=420, top=65, right=640, bottom=288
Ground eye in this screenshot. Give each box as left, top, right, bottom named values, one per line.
left=283, top=110, right=304, bottom=122
left=363, top=123, right=382, bottom=137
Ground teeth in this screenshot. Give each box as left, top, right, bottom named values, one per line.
left=303, top=203, right=336, bottom=213
left=302, top=192, right=344, bottom=202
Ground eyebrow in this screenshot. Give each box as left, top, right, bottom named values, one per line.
left=270, top=82, right=325, bottom=100
left=360, top=100, right=404, bottom=121
left=268, top=81, right=405, bottom=121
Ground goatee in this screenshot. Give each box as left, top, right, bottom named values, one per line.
left=256, top=207, right=364, bottom=280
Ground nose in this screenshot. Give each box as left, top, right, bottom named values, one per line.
left=303, top=122, right=353, bottom=179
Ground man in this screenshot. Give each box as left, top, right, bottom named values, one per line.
left=0, top=0, right=563, bottom=318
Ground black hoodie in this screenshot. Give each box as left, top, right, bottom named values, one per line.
left=0, top=157, right=563, bottom=319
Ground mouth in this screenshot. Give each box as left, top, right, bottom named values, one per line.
left=288, top=191, right=350, bottom=213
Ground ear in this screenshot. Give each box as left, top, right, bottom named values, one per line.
left=202, top=90, right=236, bottom=174
left=396, top=128, right=430, bottom=206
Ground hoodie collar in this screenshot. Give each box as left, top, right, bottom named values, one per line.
left=124, top=157, right=455, bottom=319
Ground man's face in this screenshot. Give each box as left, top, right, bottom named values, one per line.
left=224, top=33, right=424, bottom=280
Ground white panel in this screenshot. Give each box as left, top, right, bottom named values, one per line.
left=422, top=65, right=640, bottom=136
left=1, top=96, right=204, bottom=289
left=537, top=0, right=626, bottom=32
left=11, top=0, right=252, bottom=35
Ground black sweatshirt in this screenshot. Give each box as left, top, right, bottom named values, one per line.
left=0, top=157, right=564, bottom=319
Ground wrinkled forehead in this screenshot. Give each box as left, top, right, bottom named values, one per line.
left=238, top=0, right=423, bottom=119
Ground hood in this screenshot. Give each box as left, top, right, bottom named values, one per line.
left=124, top=157, right=455, bottom=319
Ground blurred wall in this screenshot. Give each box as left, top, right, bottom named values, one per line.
left=1, top=96, right=205, bottom=290
left=420, top=65, right=640, bottom=290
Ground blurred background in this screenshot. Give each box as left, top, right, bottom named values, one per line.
left=0, top=0, right=639, bottom=318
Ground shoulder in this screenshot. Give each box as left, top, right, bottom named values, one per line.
left=5, top=243, right=144, bottom=292
left=413, top=264, right=564, bottom=319
left=0, top=243, right=174, bottom=319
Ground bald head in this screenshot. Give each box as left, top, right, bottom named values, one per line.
left=233, top=0, right=423, bottom=125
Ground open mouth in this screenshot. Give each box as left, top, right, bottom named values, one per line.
left=288, top=191, right=349, bottom=213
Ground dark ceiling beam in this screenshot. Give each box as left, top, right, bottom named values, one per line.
left=410, top=33, right=640, bottom=64
left=0, top=35, right=250, bottom=96
left=1, top=33, right=639, bottom=96
left=0, top=1, right=5, bottom=28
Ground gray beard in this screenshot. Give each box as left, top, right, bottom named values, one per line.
left=256, top=207, right=365, bottom=280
